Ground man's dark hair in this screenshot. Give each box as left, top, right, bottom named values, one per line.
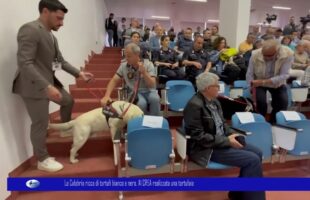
left=109, top=13, right=114, bottom=17
left=213, top=36, right=226, bottom=50
left=131, top=31, right=141, bottom=38
left=194, top=35, right=204, bottom=42
left=39, top=0, right=68, bottom=13
left=276, top=28, right=283, bottom=33
left=186, top=27, right=192, bottom=31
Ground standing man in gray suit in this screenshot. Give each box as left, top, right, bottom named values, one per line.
left=12, top=0, right=93, bottom=172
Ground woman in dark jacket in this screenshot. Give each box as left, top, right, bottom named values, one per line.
left=152, top=35, right=185, bottom=80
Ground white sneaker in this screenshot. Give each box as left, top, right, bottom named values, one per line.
left=37, top=157, right=64, bottom=172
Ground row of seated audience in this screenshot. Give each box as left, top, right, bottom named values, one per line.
left=101, top=19, right=310, bottom=200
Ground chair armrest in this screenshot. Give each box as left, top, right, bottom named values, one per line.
left=170, top=149, right=175, bottom=159
left=230, top=127, right=252, bottom=136
left=125, top=153, right=131, bottom=162
left=113, top=129, right=122, bottom=144
left=161, top=88, right=169, bottom=105
left=176, top=127, right=190, bottom=160
left=176, top=127, right=191, bottom=139
left=273, top=124, right=303, bottom=132
left=272, top=125, right=298, bottom=151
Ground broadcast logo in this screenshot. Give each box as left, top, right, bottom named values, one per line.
left=25, top=179, right=40, bottom=189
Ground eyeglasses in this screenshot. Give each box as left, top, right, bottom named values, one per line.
left=208, top=84, right=220, bottom=89
left=263, top=51, right=277, bottom=59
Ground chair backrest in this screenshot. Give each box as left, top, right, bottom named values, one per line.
left=231, top=112, right=266, bottom=127
left=276, top=111, right=310, bottom=155
left=232, top=112, right=273, bottom=159
left=233, top=80, right=252, bottom=99
left=219, top=81, right=230, bottom=97
left=166, top=80, right=195, bottom=111
left=276, top=111, right=306, bottom=125
left=127, top=116, right=172, bottom=170
left=292, top=80, right=302, bottom=88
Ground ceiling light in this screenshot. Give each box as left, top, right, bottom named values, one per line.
left=207, top=19, right=220, bottom=23
left=272, top=6, right=291, bottom=10
left=185, top=0, right=207, bottom=3
left=151, top=16, right=170, bottom=20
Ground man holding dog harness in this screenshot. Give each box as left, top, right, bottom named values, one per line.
left=101, top=43, right=160, bottom=116
left=12, top=0, right=93, bottom=172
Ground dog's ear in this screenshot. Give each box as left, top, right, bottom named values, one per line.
left=122, top=104, right=144, bottom=123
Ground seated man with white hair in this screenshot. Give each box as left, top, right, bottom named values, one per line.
left=292, top=41, right=310, bottom=71
left=301, top=39, right=310, bottom=57
left=246, top=39, right=293, bottom=123
left=123, top=18, right=144, bottom=45
left=184, top=73, right=265, bottom=200
left=101, top=43, right=160, bottom=116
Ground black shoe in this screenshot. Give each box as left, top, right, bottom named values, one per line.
left=228, top=191, right=243, bottom=200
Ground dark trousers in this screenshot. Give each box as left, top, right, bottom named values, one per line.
left=113, top=33, right=118, bottom=47
left=107, top=29, right=114, bottom=47
left=21, top=87, right=74, bottom=161
left=210, top=144, right=266, bottom=200
left=161, top=67, right=186, bottom=80
left=255, top=85, right=288, bottom=123
left=186, top=67, right=205, bottom=86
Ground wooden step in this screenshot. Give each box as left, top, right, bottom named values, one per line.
left=15, top=155, right=116, bottom=178
left=85, top=64, right=119, bottom=71
left=76, top=78, right=120, bottom=88
left=86, top=70, right=116, bottom=78
left=69, top=87, right=118, bottom=99
left=93, top=54, right=122, bottom=58
left=46, top=131, right=113, bottom=157
left=73, top=99, right=101, bottom=113
left=103, top=47, right=122, bottom=51
left=88, top=60, right=121, bottom=65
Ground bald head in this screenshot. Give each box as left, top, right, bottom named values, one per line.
left=302, top=34, right=310, bottom=42
left=125, top=43, right=140, bottom=65
left=262, top=39, right=280, bottom=61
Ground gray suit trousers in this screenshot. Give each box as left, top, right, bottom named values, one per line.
left=21, top=87, right=74, bottom=161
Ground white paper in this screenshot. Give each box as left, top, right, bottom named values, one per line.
left=142, top=115, right=164, bottom=128
left=295, top=80, right=302, bottom=86
left=219, top=83, right=225, bottom=94
left=236, top=112, right=255, bottom=124
left=281, top=111, right=301, bottom=121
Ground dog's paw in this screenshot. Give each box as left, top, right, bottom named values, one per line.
left=70, top=158, right=79, bottom=164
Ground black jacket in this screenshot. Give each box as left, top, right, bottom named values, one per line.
left=183, top=92, right=233, bottom=167
left=105, top=18, right=116, bottom=30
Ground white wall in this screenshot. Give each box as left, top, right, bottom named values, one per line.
left=219, top=0, right=251, bottom=48
left=0, top=0, right=107, bottom=199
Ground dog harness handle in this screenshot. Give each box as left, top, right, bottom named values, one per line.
left=120, top=73, right=141, bottom=118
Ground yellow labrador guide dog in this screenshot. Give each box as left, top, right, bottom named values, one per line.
left=49, top=101, right=143, bottom=164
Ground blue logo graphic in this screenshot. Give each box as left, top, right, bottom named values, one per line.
left=25, top=179, right=40, bottom=189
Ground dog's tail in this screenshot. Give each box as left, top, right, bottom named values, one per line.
left=49, top=120, right=75, bottom=131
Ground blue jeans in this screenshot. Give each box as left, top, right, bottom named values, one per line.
left=107, top=29, right=114, bottom=47
left=137, top=90, right=160, bottom=116
left=210, top=144, right=266, bottom=200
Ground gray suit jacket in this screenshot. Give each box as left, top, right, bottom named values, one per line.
left=13, top=20, right=80, bottom=99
